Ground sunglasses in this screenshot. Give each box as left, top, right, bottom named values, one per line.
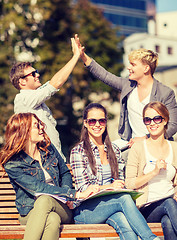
left=21, top=69, right=39, bottom=79
left=86, top=118, right=107, bottom=126
left=33, top=122, right=42, bottom=130
left=143, top=115, right=164, bottom=125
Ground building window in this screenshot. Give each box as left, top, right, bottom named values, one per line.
left=167, top=47, right=173, bottom=55
left=155, top=45, right=160, bottom=53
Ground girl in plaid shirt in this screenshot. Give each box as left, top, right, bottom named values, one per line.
left=70, top=103, right=160, bottom=240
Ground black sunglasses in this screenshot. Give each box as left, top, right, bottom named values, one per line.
left=143, top=115, right=164, bottom=125
left=86, top=118, right=107, bottom=126
left=21, top=69, right=39, bottom=79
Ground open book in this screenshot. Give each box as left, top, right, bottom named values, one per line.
left=35, top=188, right=143, bottom=205
left=82, top=187, right=143, bottom=201
left=35, top=192, right=67, bottom=204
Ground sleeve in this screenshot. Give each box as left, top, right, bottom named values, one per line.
left=125, top=143, right=141, bottom=189
left=15, top=82, right=58, bottom=109
left=52, top=145, right=73, bottom=189
left=70, top=145, right=93, bottom=192
left=87, top=59, right=125, bottom=91
left=162, top=88, right=177, bottom=139
left=4, top=157, right=76, bottom=201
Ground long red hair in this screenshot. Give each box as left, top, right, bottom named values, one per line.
left=0, top=113, right=51, bottom=168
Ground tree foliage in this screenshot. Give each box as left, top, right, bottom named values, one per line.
left=0, top=0, right=124, bottom=158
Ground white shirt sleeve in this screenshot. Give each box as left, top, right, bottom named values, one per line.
left=14, top=82, right=59, bottom=112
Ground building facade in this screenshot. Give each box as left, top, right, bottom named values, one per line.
left=89, top=0, right=156, bottom=36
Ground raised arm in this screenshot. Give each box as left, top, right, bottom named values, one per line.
left=49, top=38, right=80, bottom=89
left=74, top=34, right=92, bottom=66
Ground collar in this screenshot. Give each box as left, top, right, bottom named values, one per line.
left=20, top=148, right=47, bottom=165
left=89, top=139, right=107, bottom=152
left=150, top=77, right=157, bottom=98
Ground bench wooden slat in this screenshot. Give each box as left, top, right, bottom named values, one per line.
left=0, top=219, right=20, bottom=225
left=60, top=224, right=119, bottom=238
left=0, top=223, right=163, bottom=239
left=0, top=178, right=10, bottom=183
left=0, top=189, right=16, bottom=194
left=0, top=201, right=16, bottom=207
left=0, top=165, right=163, bottom=239
left=0, top=207, right=18, bottom=213
left=0, top=213, right=19, bottom=218
left=0, top=184, right=15, bottom=189
left=0, top=195, right=16, bottom=201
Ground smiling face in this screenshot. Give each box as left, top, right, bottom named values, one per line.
left=127, top=59, right=149, bottom=82
left=84, top=108, right=106, bottom=143
left=144, top=107, right=167, bottom=138
left=19, top=66, right=41, bottom=90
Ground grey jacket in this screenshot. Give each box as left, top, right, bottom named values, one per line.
left=87, top=59, right=177, bottom=141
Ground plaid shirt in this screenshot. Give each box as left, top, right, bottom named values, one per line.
left=70, top=140, right=125, bottom=193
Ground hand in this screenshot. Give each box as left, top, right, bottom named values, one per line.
left=153, top=159, right=167, bottom=175
left=74, top=34, right=85, bottom=57
left=76, top=184, right=100, bottom=199
left=111, top=180, right=125, bottom=189
left=128, top=136, right=146, bottom=147
left=66, top=201, right=74, bottom=209
left=173, top=193, right=177, bottom=202
left=71, top=37, right=80, bottom=58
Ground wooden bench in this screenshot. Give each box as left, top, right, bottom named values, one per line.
left=0, top=164, right=163, bottom=239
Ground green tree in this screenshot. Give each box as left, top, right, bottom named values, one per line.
left=0, top=0, right=124, bottom=159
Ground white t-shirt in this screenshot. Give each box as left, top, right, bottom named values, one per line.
left=127, top=87, right=149, bottom=138
left=143, top=140, right=175, bottom=203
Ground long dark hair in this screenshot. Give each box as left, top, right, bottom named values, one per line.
left=80, top=103, right=119, bottom=179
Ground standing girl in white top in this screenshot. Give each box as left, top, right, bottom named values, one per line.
left=126, top=101, right=177, bottom=240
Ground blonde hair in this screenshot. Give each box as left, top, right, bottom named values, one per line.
left=128, top=49, right=158, bottom=76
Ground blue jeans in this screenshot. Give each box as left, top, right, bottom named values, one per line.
left=74, top=194, right=159, bottom=240
left=140, top=197, right=177, bottom=240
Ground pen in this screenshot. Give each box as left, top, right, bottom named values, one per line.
left=149, top=160, right=156, bottom=165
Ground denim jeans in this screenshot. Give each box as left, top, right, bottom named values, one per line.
left=140, top=197, right=177, bottom=240
left=74, top=193, right=159, bottom=240
left=19, top=195, right=73, bottom=240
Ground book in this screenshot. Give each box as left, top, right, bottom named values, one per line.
left=35, top=192, right=67, bottom=204
left=80, top=187, right=143, bottom=201
left=142, top=192, right=175, bottom=207
left=34, top=188, right=143, bottom=205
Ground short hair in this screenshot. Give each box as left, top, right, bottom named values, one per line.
left=128, top=49, right=158, bottom=76
left=9, top=62, right=32, bottom=90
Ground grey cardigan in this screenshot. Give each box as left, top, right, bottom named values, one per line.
left=87, top=60, right=177, bottom=141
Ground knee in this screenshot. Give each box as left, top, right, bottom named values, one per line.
left=161, top=215, right=172, bottom=229
left=34, top=195, right=54, bottom=211
left=164, top=198, right=175, bottom=207
left=47, top=212, right=61, bottom=229
left=119, top=194, right=134, bottom=205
